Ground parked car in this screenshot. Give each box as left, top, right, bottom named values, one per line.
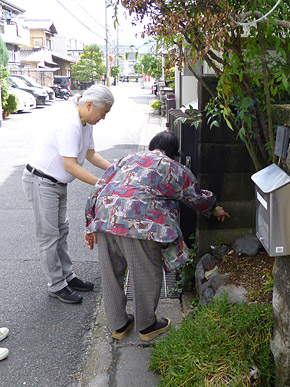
left=54, top=75, right=70, bottom=93
left=10, top=74, right=55, bottom=101
left=9, top=87, right=36, bottom=112
left=8, top=77, right=48, bottom=106
left=120, top=75, right=129, bottom=83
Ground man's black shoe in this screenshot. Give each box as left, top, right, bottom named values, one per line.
left=68, top=277, right=94, bottom=291
left=48, top=286, right=83, bottom=304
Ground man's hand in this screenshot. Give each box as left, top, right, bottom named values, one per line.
left=84, top=232, right=97, bottom=250
left=213, top=206, right=230, bottom=222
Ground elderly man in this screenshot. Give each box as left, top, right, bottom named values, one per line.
left=84, top=131, right=230, bottom=341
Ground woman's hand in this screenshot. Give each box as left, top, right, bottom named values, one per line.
left=213, top=206, right=230, bottom=222
left=84, top=232, right=97, bottom=250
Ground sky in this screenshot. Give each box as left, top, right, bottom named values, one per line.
left=12, top=0, right=153, bottom=50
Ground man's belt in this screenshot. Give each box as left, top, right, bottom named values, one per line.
left=26, top=164, right=62, bottom=184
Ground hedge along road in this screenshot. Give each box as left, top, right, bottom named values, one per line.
left=0, top=82, right=154, bottom=387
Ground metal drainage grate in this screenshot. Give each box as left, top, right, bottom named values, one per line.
left=124, top=269, right=179, bottom=300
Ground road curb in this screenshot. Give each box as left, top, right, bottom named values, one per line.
left=80, top=299, right=112, bottom=387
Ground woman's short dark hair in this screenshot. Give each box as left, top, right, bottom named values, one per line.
left=149, top=131, right=180, bottom=159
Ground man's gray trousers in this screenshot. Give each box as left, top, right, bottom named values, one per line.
left=22, top=169, right=75, bottom=292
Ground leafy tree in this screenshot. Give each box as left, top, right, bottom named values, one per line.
left=134, top=54, right=162, bottom=79
left=0, top=33, right=9, bottom=67
left=72, top=58, right=97, bottom=83
left=113, top=0, right=290, bottom=171
left=71, top=44, right=106, bottom=83
left=111, top=65, right=120, bottom=78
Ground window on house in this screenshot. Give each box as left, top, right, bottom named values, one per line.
left=46, top=39, right=53, bottom=50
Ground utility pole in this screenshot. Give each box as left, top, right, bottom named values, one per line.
left=161, top=53, right=165, bottom=81
left=116, top=23, right=119, bottom=67
left=0, top=83, right=3, bottom=128
left=116, top=23, right=119, bottom=84
left=105, top=0, right=110, bottom=86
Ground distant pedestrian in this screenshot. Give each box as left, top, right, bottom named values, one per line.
left=84, top=131, right=230, bottom=341
left=0, top=327, right=9, bottom=361
left=22, top=85, right=114, bottom=304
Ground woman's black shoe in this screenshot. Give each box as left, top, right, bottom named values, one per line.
left=112, top=314, right=135, bottom=340
left=139, top=318, right=171, bottom=341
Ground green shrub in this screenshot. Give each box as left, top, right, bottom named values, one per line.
left=174, top=234, right=198, bottom=294
left=151, top=100, right=161, bottom=110
left=150, top=298, right=274, bottom=386
left=3, top=93, right=19, bottom=115
left=0, top=65, right=9, bottom=109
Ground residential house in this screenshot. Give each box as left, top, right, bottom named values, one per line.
left=53, top=36, right=85, bottom=61
left=11, top=19, right=75, bottom=87
left=174, top=61, right=215, bottom=109
left=24, top=18, right=57, bottom=50
left=0, top=0, right=30, bottom=64
left=67, top=37, right=85, bottom=60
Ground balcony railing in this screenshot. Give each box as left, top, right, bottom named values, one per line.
left=1, top=20, right=30, bottom=46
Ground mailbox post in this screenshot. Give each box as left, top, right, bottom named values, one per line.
left=251, top=163, right=290, bottom=256
left=252, top=127, right=290, bottom=386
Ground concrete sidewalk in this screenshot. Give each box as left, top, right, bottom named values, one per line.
left=81, top=298, right=183, bottom=387
left=80, top=94, right=184, bottom=387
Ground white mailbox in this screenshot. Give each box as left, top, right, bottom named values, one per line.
left=251, top=163, right=290, bottom=256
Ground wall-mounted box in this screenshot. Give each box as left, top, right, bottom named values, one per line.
left=251, top=163, right=290, bottom=256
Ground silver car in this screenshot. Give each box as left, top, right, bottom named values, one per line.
left=9, top=76, right=49, bottom=105
left=9, top=88, right=36, bottom=112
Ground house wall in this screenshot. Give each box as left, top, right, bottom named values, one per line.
left=0, top=2, right=29, bottom=59
left=53, top=60, right=71, bottom=77
left=29, top=29, right=45, bottom=48
left=181, top=70, right=198, bottom=107
left=53, top=35, right=67, bottom=55
left=170, top=75, right=256, bottom=255
left=175, top=62, right=202, bottom=109
left=29, top=29, right=53, bottom=50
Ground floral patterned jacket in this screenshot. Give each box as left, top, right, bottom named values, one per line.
left=85, top=149, right=216, bottom=272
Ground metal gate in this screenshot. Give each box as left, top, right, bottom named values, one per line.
left=124, top=269, right=179, bottom=300
left=168, top=109, right=198, bottom=245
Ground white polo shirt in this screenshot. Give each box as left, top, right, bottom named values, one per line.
left=29, top=106, right=94, bottom=183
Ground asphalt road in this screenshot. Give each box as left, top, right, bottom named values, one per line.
left=0, top=82, right=153, bottom=387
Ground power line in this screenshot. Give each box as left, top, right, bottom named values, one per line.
left=71, top=0, right=106, bottom=30
left=55, top=0, right=106, bottom=41
left=233, top=0, right=282, bottom=26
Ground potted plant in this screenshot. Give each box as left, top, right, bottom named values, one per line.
left=151, top=99, right=161, bottom=115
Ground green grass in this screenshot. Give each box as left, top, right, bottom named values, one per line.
left=149, top=298, right=274, bottom=386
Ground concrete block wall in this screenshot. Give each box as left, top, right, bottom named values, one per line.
left=195, top=75, right=256, bottom=255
